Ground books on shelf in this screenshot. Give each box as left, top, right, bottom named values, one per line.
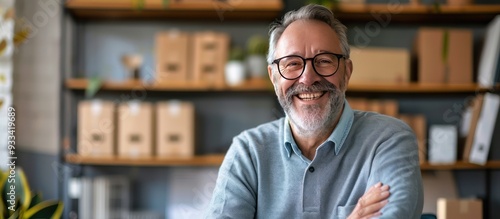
left=477, top=15, right=500, bottom=88
left=79, top=176, right=130, bottom=219
left=468, top=93, right=500, bottom=165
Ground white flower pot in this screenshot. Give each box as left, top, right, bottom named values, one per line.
left=225, top=61, right=246, bottom=86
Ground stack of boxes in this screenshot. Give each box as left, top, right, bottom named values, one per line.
left=348, top=27, right=473, bottom=85
left=415, top=28, right=473, bottom=84
left=155, top=30, right=229, bottom=87
left=77, top=100, right=195, bottom=158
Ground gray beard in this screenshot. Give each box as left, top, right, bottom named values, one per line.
left=275, top=78, right=345, bottom=138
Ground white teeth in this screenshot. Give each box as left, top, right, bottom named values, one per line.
left=297, top=92, right=323, bottom=100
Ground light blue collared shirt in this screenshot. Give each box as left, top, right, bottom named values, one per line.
left=207, top=101, right=423, bottom=219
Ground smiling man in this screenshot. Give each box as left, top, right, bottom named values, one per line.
left=206, top=4, right=423, bottom=219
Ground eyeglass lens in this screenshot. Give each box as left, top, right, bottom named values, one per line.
left=277, top=53, right=340, bottom=79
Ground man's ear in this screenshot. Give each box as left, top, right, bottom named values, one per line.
left=268, top=65, right=275, bottom=85
left=345, top=58, right=353, bottom=82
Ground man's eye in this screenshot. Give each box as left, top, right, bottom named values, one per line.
left=286, top=61, right=301, bottom=67
left=317, top=59, right=333, bottom=64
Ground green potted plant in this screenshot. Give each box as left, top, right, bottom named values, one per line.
left=225, top=46, right=247, bottom=86
left=245, top=35, right=269, bottom=79
left=1, top=168, right=64, bottom=218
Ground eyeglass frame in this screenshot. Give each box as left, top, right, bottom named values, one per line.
left=271, top=52, right=346, bottom=80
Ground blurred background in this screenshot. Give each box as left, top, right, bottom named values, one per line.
left=1, top=0, right=500, bottom=218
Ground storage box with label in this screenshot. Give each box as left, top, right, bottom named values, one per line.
left=192, top=31, right=229, bottom=86
left=437, top=198, right=482, bottom=219
left=156, top=101, right=194, bottom=157
left=349, top=47, right=410, bottom=84
left=415, top=28, right=473, bottom=84
left=155, top=30, right=190, bottom=82
left=117, top=101, right=153, bottom=157
left=78, top=100, right=116, bottom=156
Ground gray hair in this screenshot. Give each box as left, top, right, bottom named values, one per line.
left=267, top=4, right=350, bottom=64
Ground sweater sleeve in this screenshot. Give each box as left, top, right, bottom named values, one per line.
left=205, top=133, right=258, bottom=219
left=368, top=125, right=424, bottom=219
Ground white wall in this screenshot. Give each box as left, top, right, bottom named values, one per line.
left=13, top=0, right=61, bottom=155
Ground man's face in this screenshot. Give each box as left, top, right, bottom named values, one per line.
left=268, top=19, right=352, bottom=135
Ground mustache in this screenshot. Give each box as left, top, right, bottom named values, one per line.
left=285, top=80, right=338, bottom=100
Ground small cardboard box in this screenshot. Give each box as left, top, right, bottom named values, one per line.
left=156, top=101, right=195, bottom=157
left=192, top=31, right=229, bottom=86
left=155, top=30, right=190, bottom=82
left=437, top=198, right=482, bottom=219
left=398, top=114, right=427, bottom=163
left=415, top=28, right=473, bottom=84
left=349, top=47, right=410, bottom=84
left=117, top=101, right=153, bottom=157
left=77, top=100, right=116, bottom=156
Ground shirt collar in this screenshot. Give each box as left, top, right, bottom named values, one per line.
left=283, top=99, right=354, bottom=158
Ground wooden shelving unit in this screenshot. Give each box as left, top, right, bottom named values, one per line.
left=332, top=3, right=500, bottom=23
left=65, top=153, right=500, bottom=170
left=65, top=0, right=283, bottom=21
left=67, top=79, right=499, bottom=94
left=65, top=153, right=225, bottom=166
left=65, top=78, right=273, bottom=92
left=420, top=161, right=500, bottom=170
left=347, top=83, right=497, bottom=93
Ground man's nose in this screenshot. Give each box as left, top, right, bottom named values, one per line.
left=297, top=60, right=322, bottom=86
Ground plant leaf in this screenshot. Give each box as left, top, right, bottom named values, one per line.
left=13, top=28, right=30, bottom=46
left=442, top=29, right=449, bottom=64
left=28, top=193, right=42, bottom=209
left=85, top=77, right=103, bottom=98
left=23, top=200, right=63, bottom=219
left=0, top=39, right=7, bottom=56
left=6, top=208, right=18, bottom=219
left=17, top=169, right=31, bottom=212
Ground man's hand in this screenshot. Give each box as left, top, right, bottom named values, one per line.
left=347, top=182, right=390, bottom=219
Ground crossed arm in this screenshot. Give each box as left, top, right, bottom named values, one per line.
left=348, top=182, right=391, bottom=219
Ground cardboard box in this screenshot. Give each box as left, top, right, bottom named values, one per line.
left=437, top=198, right=482, bottom=219
left=347, top=98, right=368, bottom=111
left=155, top=30, right=190, bottom=82
left=156, top=101, right=195, bottom=157
left=413, top=114, right=427, bottom=163
left=398, top=114, right=427, bottom=163
left=367, top=100, right=384, bottom=114
left=192, top=31, right=229, bottom=86
left=415, top=28, right=473, bottom=84
left=383, top=100, right=399, bottom=117
left=117, top=101, right=153, bottom=157
left=77, top=100, right=116, bottom=156
left=349, top=47, right=410, bottom=84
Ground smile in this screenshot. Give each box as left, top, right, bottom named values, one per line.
left=296, top=91, right=326, bottom=101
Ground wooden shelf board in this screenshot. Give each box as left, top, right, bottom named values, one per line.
left=66, top=154, right=500, bottom=169
left=65, top=0, right=283, bottom=20
left=68, top=79, right=499, bottom=93
left=65, top=154, right=225, bottom=166
left=332, top=3, right=500, bottom=23
left=420, top=161, right=500, bottom=170
left=65, top=78, right=273, bottom=92
left=347, top=83, right=492, bottom=93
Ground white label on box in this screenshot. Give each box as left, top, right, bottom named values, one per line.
left=128, top=100, right=141, bottom=116
left=168, top=100, right=181, bottom=116
left=429, top=125, right=457, bottom=164
left=91, top=99, right=103, bottom=116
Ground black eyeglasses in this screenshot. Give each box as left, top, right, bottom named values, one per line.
left=272, top=52, right=346, bottom=80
